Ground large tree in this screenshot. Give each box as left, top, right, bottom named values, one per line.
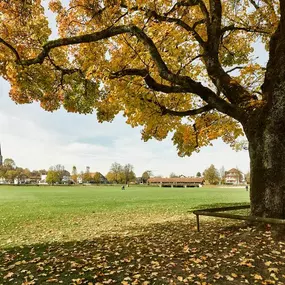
left=123, top=163, right=136, bottom=184
left=71, top=165, right=78, bottom=183
left=93, top=172, right=102, bottom=183
left=203, top=164, right=220, bottom=185
left=3, top=158, right=16, bottom=169
left=46, top=169, right=61, bottom=185
left=0, top=1, right=283, bottom=218
left=141, top=170, right=153, bottom=183
left=109, top=162, right=124, bottom=184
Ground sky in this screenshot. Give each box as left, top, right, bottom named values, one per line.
left=0, top=81, right=250, bottom=176
left=0, top=1, right=262, bottom=177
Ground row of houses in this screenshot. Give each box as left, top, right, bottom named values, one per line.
left=147, top=168, right=246, bottom=188
left=0, top=172, right=109, bottom=185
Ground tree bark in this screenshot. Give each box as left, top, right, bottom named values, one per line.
left=245, top=85, right=285, bottom=219
left=244, top=15, right=285, bottom=219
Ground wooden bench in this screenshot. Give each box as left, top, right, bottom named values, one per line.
left=192, top=205, right=285, bottom=232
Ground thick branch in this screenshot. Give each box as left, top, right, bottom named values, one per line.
left=261, top=22, right=281, bottom=100
left=208, top=0, right=222, bottom=51
left=202, top=0, right=253, bottom=106
left=110, top=68, right=190, bottom=93
left=281, top=1, right=285, bottom=32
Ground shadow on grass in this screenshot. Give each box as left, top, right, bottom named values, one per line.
left=1, top=217, right=284, bottom=285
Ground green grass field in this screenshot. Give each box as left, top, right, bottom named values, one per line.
left=2, top=186, right=285, bottom=285
left=0, top=185, right=249, bottom=248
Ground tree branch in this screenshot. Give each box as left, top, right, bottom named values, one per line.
left=161, top=104, right=213, bottom=116
left=261, top=22, right=281, bottom=100
left=208, top=0, right=222, bottom=50
left=147, top=10, right=205, bottom=46
left=280, top=1, right=285, bottom=31
left=0, top=37, right=21, bottom=62
left=164, top=0, right=201, bottom=16
left=143, top=96, right=213, bottom=117
left=193, top=19, right=205, bottom=30
left=221, top=25, right=270, bottom=35
left=48, top=55, right=82, bottom=75
left=249, top=0, right=260, bottom=10
left=226, top=66, right=245, bottom=74
left=110, top=68, right=191, bottom=93
left=201, top=0, right=253, bottom=106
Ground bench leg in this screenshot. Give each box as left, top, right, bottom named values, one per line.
left=196, top=214, right=200, bottom=232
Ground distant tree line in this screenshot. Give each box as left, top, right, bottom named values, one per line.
left=0, top=158, right=250, bottom=186
left=0, top=158, right=46, bottom=184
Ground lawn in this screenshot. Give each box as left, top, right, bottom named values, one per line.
left=2, top=185, right=285, bottom=285
left=0, top=185, right=249, bottom=247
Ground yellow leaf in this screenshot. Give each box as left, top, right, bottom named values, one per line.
left=177, top=276, right=183, bottom=281
left=253, top=274, right=263, bottom=280
left=226, top=275, right=234, bottom=281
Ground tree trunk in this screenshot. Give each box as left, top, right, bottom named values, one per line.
left=244, top=19, right=285, bottom=219
left=245, top=90, right=285, bottom=219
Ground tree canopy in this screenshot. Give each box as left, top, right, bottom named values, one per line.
left=0, top=0, right=275, bottom=155
left=141, top=170, right=152, bottom=183
left=203, top=164, right=220, bottom=184
left=106, top=162, right=136, bottom=184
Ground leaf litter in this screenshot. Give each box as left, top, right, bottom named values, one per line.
left=1, top=219, right=285, bottom=284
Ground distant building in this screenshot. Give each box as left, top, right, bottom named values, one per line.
left=39, top=174, right=48, bottom=185
left=136, top=177, right=143, bottom=184
left=77, top=176, right=83, bottom=184
left=225, top=168, right=245, bottom=184
left=62, top=170, right=71, bottom=184
left=147, top=177, right=204, bottom=188
left=90, top=172, right=108, bottom=184
left=78, top=172, right=108, bottom=184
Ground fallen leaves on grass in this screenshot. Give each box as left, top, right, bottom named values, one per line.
left=0, top=219, right=285, bottom=284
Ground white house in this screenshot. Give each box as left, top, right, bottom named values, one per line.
left=224, top=168, right=245, bottom=184
left=39, top=174, right=48, bottom=185
left=0, top=177, right=6, bottom=184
